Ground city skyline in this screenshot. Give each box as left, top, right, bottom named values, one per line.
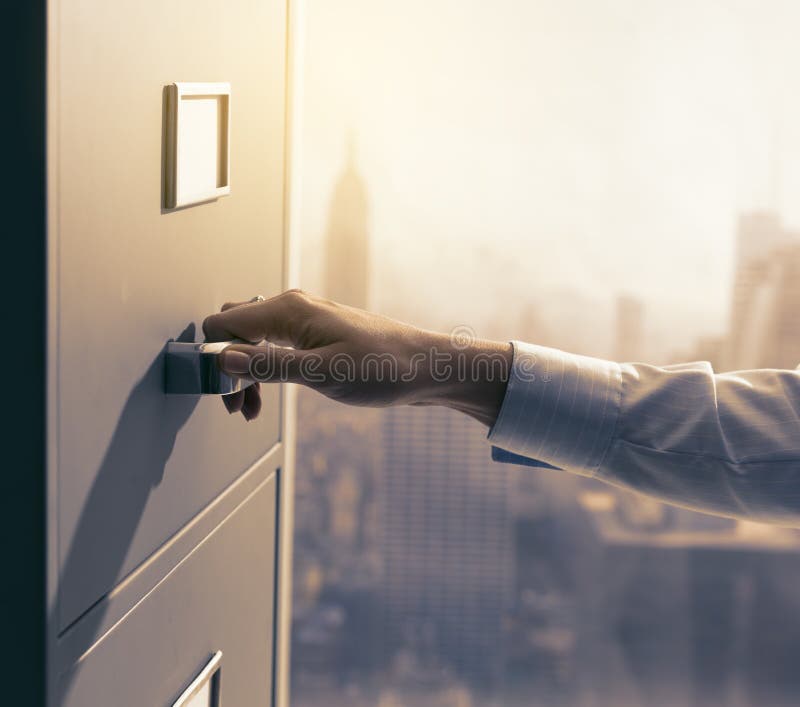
left=297, top=0, right=800, bottom=356
left=290, top=4, right=800, bottom=705
left=292, top=100, right=800, bottom=707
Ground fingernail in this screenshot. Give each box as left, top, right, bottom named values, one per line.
left=220, top=350, right=251, bottom=374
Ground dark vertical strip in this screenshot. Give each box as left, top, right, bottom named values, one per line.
left=2, top=1, right=47, bottom=705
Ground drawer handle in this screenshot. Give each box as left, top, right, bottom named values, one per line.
left=173, top=650, right=223, bottom=706
left=165, top=340, right=259, bottom=396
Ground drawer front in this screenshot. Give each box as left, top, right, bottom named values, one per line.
left=55, top=0, right=287, bottom=629
left=58, top=474, right=278, bottom=707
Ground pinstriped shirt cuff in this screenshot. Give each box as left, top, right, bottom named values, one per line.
left=488, top=341, right=622, bottom=477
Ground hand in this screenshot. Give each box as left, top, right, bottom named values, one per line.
left=202, top=290, right=512, bottom=426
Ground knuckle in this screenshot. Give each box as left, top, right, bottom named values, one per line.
left=282, top=288, right=311, bottom=307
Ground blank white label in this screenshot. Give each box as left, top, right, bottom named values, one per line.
left=177, top=95, right=227, bottom=199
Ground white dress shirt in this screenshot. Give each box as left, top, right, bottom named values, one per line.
left=489, top=341, right=800, bottom=526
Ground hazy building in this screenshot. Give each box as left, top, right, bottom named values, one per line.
left=293, top=390, right=382, bottom=594
left=614, top=294, right=645, bottom=361
left=765, top=244, right=800, bottom=369
left=379, top=406, right=512, bottom=690
left=291, top=389, right=384, bottom=686
left=323, top=140, right=371, bottom=309
left=727, top=211, right=799, bottom=369
left=687, top=335, right=727, bottom=372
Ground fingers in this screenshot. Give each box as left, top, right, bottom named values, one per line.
left=223, top=390, right=245, bottom=414
left=203, top=290, right=309, bottom=345
left=221, top=383, right=261, bottom=420
left=242, top=382, right=262, bottom=421
left=210, top=292, right=311, bottom=423
left=218, top=301, right=251, bottom=418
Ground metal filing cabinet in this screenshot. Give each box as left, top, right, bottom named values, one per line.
left=5, top=0, right=296, bottom=704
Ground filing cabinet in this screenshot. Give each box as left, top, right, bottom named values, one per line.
left=5, top=0, right=295, bottom=704
left=59, top=473, right=278, bottom=706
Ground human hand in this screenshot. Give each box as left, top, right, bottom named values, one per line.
left=202, top=290, right=512, bottom=425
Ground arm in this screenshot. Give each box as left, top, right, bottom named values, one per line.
left=204, top=290, right=800, bottom=525
left=490, top=341, right=800, bottom=526
left=202, top=290, right=512, bottom=426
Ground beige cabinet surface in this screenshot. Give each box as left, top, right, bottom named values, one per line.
left=59, top=474, right=278, bottom=707
left=45, top=1, right=292, bottom=705
left=55, top=0, right=287, bottom=631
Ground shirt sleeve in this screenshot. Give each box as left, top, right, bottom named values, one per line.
left=489, top=341, right=800, bottom=526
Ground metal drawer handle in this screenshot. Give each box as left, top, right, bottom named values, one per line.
left=165, top=340, right=259, bottom=396
left=173, top=650, right=222, bottom=706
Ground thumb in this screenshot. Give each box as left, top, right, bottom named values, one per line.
left=218, top=348, right=253, bottom=375
left=219, top=343, right=321, bottom=384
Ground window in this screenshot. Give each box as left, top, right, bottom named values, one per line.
left=291, top=3, right=800, bottom=705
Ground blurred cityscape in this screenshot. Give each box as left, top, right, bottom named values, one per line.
left=290, top=151, right=800, bottom=707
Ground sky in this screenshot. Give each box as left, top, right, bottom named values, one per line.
left=294, top=0, right=800, bottom=359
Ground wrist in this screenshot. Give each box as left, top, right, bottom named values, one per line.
left=414, top=332, right=513, bottom=427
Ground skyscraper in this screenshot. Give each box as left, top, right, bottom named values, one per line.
left=379, top=405, right=512, bottom=690
left=323, top=139, right=371, bottom=309
left=730, top=243, right=800, bottom=370
left=727, top=211, right=800, bottom=369
left=291, top=390, right=385, bottom=691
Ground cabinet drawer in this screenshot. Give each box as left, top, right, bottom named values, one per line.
left=58, top=473, right=277, bottom=707
left=55, top=0, right=287, bottom=630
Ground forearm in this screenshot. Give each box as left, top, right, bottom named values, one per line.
left=210, top=291, right=800, bottom=525
left=414, top=332, right=513, bottom=427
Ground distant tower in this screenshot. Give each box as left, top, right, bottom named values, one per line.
left=727, top=211, right=794, bottom=369
left=323, top=137, right=370, bottom=309
left=613, top=294, right=644, bottom=361
left=730, top=241, right=800, bottom=370
left=766, top=243, right=800, bottom=368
